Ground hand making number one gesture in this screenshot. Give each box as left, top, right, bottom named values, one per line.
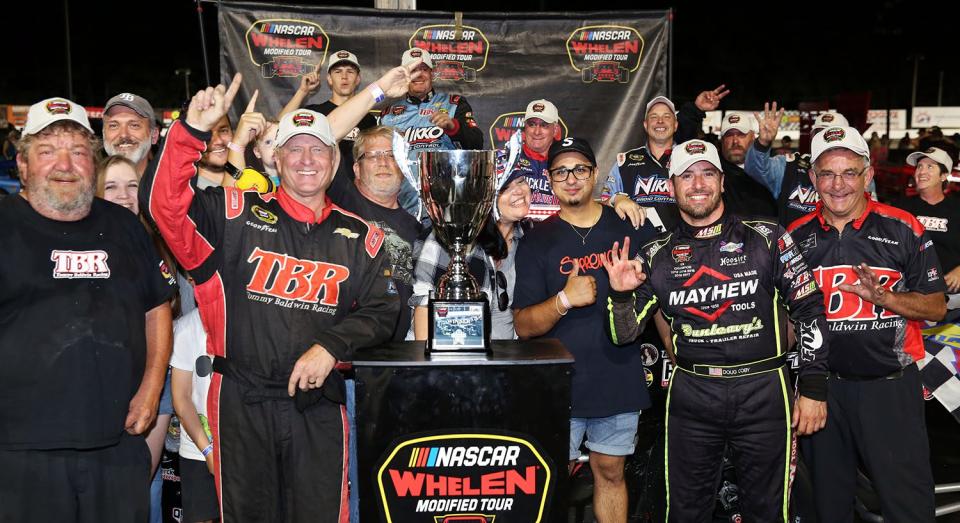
left=602, top=236, right=647, bottom=292
left=187, top=72, right=243, bottom=133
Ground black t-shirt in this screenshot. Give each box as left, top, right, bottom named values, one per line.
left=329, top=176, right=422, bottom=340
left=0, top=197, right=174, bottom=450
left=892, top=194, right=960, bottom=273
left=513, top=206, right=656, bottom=417
left=306, top=100, right=378, bottom=184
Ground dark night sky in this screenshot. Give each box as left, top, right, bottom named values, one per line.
left=3, top=0, right=957, bottom=112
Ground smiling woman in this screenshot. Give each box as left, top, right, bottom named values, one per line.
left=97, top=155, right=140, bottom=214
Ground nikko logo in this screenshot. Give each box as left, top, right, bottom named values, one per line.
left=566, top=25, right=644, bottom=84
left=51, top=250, right=110, bottom=279
left=377, top=433, right=553, bottom=523
left=814, top=265, right=902, bottom=322
left=487, top=112, right=568, bottom=150
left=410, top=24, right=489, bottom=83
left=245, top=247, right=349, bottom=307
left=403, top=126, right=445, bottom=146
left=245, top=19, right=328, bottom=78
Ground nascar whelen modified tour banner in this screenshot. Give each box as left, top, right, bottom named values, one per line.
left=218, top=2, right=670, bottom=172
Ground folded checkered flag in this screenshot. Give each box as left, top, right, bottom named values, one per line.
left=918, top=333, right=960, bottom=424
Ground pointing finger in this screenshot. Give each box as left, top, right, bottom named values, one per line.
left=245, top=90, right=259, bottom=113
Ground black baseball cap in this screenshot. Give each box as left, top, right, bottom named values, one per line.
left=548, top=137, right=596, bottom=167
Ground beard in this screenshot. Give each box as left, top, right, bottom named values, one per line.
left=359, top=172, right=402, bottom=200
left=32, top=171, right=95, bottom=216
left=677, top=191, right=721, bottom=219
left=105, top=138, right=151, bottom=165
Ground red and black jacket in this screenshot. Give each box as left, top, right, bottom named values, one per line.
left=788, top=197, right=946, bottom=378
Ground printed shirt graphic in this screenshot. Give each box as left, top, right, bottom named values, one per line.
left=510, top=145, right=558, bottom=221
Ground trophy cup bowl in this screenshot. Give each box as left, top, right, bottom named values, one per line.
left=420, top=150, right=497, bottom=352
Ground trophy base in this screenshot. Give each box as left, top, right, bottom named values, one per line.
left=426, top=299, right=491, bottom=354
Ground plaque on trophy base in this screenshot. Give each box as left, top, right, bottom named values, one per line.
left=427, top=299, right=492, bottom=353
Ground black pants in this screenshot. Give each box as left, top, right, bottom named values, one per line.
left=0, top=434, right=150, bottom=523
left=800, top=364, right=934, bottom=522
left=212, top=374, right=348, bottom=523
left=666, top=368, right=792, bottom=522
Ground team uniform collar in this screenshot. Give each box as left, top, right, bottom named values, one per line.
left=276, top=186, right=334, bottom=225
left=522, top=143, right=548, bottom=161
left=678, top=208, right=730, bottom=239
left=407, top=89, right=435, bottom=105
left=814, top=193, right=875, bottom=231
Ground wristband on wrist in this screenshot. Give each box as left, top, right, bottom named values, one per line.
left=558, top=290, right=572, bottom=310
left=202, top=444, right=214, bottom=457
left=224, top=162, right=242, bottom=180
left=227, top=141, right=245, bottom=153
left=368, top=83, right=385, bottom=104
left=554, top=294, right=568, bottom=316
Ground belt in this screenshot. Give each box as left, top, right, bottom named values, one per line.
left=676, top=353, right=788, bottom=378
left=830, top=368, right=904, bottom=381
left=198, top=355, right=345, bottom=412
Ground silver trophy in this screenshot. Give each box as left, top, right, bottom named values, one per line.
left=420, top=150, right=497, bottom=352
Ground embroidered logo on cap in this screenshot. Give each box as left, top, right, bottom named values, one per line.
left=728, top=114, right=740, bottom=123
left=410, top=49, right=422, bottom=57
left=46, top=100, right=71, bottom=115
left=823, top=128, right=845, bottom=142
left=292, top=112, right=315, bottom=127
left=685, top=141, right=706, bottom=155
left=532, top=103, right=545, bottom=112
left=336, top=51, right=349, bottom=58
left=821, top=114, right=835, bottom=122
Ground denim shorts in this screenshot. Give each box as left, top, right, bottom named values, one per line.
left=569, top=411, right=640, bottom=460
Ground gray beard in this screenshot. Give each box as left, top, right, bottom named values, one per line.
left=33, top=178, right=95, bottom=216
left=105, top=139, right=151, bottom=165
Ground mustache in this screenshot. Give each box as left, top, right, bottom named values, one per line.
left=112, top=138, right=141, bottom=147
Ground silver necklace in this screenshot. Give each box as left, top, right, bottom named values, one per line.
left=564, top=208, right=602, bottom=245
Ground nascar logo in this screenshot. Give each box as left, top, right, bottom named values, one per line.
left=408, top=446, right=521, bottom=468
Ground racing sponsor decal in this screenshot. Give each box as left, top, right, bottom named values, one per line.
left=643, top=367, right=655, bottom=387
left=797, top=318, right=823, bottom=362
left=644, top=237, right=670, bottom=263
left=791, top=270, right=812, bottom=289
left=727, top=114, right=741, bottom=124
left=46, top=99, right=72, bottom=115
left=813, top=265, right=903, bottom=327
left=867, top=235, right=899, bottom=246
left=793, top=280, right=818, bottom=300
left=159, top=260, right=176, bottom=286
left=684, top=141, right=706, bottom=155
left=917, top=216, right=948, bottom=232
left=680, top=317, right=764, bottom=338
left=251, top=205, right=278, bottom=225
left=245, top=247, right=349, bottom=311
left=695, top=223, right=722, bottom=239
left=51, top=250, right=110, bottom=279
left=777, top=233, right=794, bottom=253
left=719, top=255, right=747, bottom=267
left=245, top=19, right=328, bottom=78
left=668, top=265, right=760, bottom=323
left=672, top=244, right=692, bottom=263
left=334, top=227, right=360, bottom=239
left=719, top=241, right=743, bottom=253
left=565, top=25, right=644, bottom=84
left=292, top=112, right=315, bottom=127
left=799, top=233, right=817, bottom=253
left=661, top=349, right=675, bottom=387
left=786, top=184, right=820, bottom=209
left=409, top=25, right=490, bottom=83
left=488, top=112, right=568, bottom=151
left=928, top=267, right=939, bottom=281
left=743, top=221, right=775, bottom=239
left=376, top=432, right=553, bottom=523
left=631, top=176, right=672, bottom=203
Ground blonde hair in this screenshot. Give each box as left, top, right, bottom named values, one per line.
left=352, top=125, right=397, bottom=162
left=95, top=155, right=139, bottom=198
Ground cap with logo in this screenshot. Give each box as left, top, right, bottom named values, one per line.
left=548, top=137, right=596, bottom=167
left=275, top=109, right=336, bottom=148
left=812, top=112, right=849, bottom=133
left=401, top=48, right=434, bottom=69
left=23, top=97, right=93, bottom=136
left=645, top=95, right=676, bottom=116
left=810, top=126, right=870, bottom=164
left=668, top=139, right=723, bottom=177
left=524, top=99, right=559, bottom=124
left=104, top=92, right=155, bottom=121
left=720, top=111, right=757, bottom=136
left=907, top=147, right=954, bottom=173
left=327, top=50, right=360, bottom=72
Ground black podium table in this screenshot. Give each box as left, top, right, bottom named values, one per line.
left=353, top=339, right=573, bottom=523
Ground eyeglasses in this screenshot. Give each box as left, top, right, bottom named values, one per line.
left=549, top=164, right=594, bottom=182
left=814, top=166, right=867, bottom=182
left=358, top=150, right=395, bottom=163
left=489, top=268, right=508, bottom=311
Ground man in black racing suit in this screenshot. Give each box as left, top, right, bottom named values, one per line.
left=603, top=139, right=830, bottom=522
left=141, top=67, right=414, bottom=521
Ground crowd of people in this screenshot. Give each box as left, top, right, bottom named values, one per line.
left=1, top=44, right=956, bottom=523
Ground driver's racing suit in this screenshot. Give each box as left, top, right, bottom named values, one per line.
left=606, top=211, right=829, bottom=522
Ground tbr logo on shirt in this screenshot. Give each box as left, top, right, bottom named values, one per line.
left=917, top=215, right=948, bottom=232
left=814, top=265, right=902, bottom=322
left=51, top=250, right=110, bottom=279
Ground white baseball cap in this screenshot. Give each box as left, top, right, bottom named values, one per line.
left=401, top=48, right=434, bottom=69
left=812, top=112, right=849, bottom=132
left=645, top=95, right=676, bottom=116
left=720, top=111, right=757, bottom=136
left=669, top=139, right=723, bottom=177
left=907, top=147, right=954, bottom=173
left=810, top=126, right=870, bottom=164
left=327, top=50, right=360, bottom=72
left=524, top=99, right=559, bottom=124
left=275, top=110, right=335, bottom=148
left=23, top=97, right=93, bottom=136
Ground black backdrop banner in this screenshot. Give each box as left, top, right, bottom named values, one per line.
left=219, top=2, right=670, bottom=173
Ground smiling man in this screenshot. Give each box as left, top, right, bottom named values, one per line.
left=513, top=137, right=657, bottom=522
left=140, top=66, right=415, bottom=522
left=102, top=92, right=159, bottom=175
left=788, top=127, right=946, bottom=522
left=605, top=138, right=828, bottom=522
left=0, top=97, right=174, bottom=522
